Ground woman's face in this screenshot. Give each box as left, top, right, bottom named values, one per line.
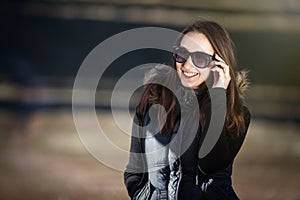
left=176, top=31, right=215, bottom=89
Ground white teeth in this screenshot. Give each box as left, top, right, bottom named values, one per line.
left=183, top=71, right=198, bottom=77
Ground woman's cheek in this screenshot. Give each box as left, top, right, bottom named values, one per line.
left=199, top=69, right=211, bottom=81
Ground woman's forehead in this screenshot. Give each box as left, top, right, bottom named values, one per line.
left=180, top=32, right=214, bottom=54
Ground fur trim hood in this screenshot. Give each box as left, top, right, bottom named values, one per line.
left=235, top=70, right=250, bottom=100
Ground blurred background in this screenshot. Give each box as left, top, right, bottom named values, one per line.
left=0, top=0, right=300, bottom=199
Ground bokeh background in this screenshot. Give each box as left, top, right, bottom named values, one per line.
left=1, top=0, right=300, bottom=199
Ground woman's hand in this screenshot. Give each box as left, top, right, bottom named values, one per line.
left=210, top=54, right=231, bottom=89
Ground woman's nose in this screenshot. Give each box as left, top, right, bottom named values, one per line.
left=182, top=57, right=195, bottom=69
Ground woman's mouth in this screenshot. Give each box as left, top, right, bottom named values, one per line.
left=183, top=71, right=198, bottom=78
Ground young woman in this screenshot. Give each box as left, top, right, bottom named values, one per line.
left=124, top=20, right=251, bottom=200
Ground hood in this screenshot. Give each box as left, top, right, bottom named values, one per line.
left=235, top=70, right=250, bottom=100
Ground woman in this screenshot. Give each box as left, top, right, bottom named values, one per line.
left=124, top=20, right=251, bottom=200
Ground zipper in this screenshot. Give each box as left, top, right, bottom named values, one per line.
left=174, top=161, right=182, bottom=200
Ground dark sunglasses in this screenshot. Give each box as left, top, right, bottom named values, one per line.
left=173, top=46, right=217, bottom=68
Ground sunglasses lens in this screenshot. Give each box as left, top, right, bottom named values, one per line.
left=173, top=47, right=188, bottom=63
left=175, top=54, right=186, bottom=63
left=193, top=52, right=210, bottom=68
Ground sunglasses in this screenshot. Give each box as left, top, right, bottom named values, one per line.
left=173, top=46, right=218, bottom=68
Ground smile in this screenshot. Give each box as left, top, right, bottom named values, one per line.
left=183, top=71, right=198, bottom=78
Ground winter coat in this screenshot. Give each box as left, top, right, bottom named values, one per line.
left=124, top=73, right=251, bottom=200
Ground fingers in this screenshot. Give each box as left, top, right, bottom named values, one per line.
left=214, top=53, right=225, bottom=63
left=210, top=58, right=231, bottom=89
left=213, top=61, right=231, bottom=79
left=211, top=66, right=226, bottom=85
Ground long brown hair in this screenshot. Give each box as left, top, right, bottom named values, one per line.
left=137, top=20, right=246, bottom=136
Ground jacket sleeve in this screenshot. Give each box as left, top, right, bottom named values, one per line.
left=124, top=111, right=147, bottom=199
left=198, top=88, right=251, bottom=174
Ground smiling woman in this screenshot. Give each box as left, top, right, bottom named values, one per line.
left=124, top=19, right=251, bottom=200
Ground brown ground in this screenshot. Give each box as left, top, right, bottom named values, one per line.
left=0, top=110, right=300, bottom=200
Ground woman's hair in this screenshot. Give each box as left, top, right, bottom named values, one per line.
left=137, top=19, right=247, bottom=136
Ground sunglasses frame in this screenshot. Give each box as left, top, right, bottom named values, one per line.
left=172, top=46, right=218, bottom=68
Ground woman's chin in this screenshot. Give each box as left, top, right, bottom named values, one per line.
left=180, top=79, right=204, bottom=89
left=180, top=81, right=195, bottom=89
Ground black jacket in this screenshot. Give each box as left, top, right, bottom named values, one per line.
left=124, top=88, right=251, bottom=200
